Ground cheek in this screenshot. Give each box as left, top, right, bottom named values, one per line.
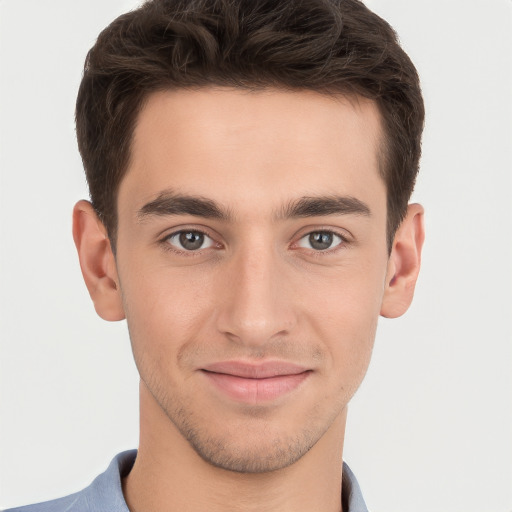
left=118, top=259, right=217, bottom=364
left=300, top=263, right=385, bottom=386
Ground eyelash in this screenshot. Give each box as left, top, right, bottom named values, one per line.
left=159, top=228, right=350, bottom=256
left=160, top=228, right=218, bottom=256
left=293, top=229, right=349, bottom=255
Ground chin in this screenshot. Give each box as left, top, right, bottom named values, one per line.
left=186, top=428, right=317, bottom=474
left=164, top=401, right=337, bottom=474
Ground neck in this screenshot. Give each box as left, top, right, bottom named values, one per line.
left=123, top=382, right=347, bottom=512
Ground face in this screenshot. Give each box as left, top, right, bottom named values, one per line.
left=114, top=88, right=391, bottom=472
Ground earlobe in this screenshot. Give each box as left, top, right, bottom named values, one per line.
left=72, top=200, right=125, bottom=321
left=380, top=203, right=425, bottom=319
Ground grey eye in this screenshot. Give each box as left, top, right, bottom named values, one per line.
left=297, top=231, right=343, bottom=251
left=167, top=231, right=215, bottom=251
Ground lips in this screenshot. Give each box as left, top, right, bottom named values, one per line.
left=200, top=361, right=311, bottom=403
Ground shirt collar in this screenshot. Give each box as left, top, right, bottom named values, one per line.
left=342, top=461, right=369, bottom=512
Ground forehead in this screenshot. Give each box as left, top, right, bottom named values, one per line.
left=120, top=87, right=385, bottom=217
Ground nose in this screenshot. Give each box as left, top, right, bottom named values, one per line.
left=215, top=243, right=297, bottom=347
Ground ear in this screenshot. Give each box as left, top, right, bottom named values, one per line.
left=380, top=203, right=425, bottom=318
left=72, top=200, right=125, bottom=321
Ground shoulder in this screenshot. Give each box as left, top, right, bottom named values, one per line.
left=3, top=450, right=137, bottom=512
left=3, top=491, right=84, bottom=512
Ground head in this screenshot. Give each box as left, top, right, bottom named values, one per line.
left=73, top=0, right=425, bottom=475
left=76, top=0, right=424, bottom=253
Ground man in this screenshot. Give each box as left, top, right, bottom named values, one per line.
left=6, top=0, right=424, bottom=510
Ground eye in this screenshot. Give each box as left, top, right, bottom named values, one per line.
left=165, top=230, right=216, bottom=251
left=297, top=231, right=344, bottom=251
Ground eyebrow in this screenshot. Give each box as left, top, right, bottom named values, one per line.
left=137, top=191, right=231, bottom=221
left=137, top=190, right=371, bottom=222
left=277, top=195, right=371, bottom=219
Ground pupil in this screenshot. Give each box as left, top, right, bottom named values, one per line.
left=179, top=231, right=204, bottom=250
left=309, top=232, right=333, bottom=250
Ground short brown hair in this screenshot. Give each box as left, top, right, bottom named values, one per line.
left=76, top=0, right=424, bottom=250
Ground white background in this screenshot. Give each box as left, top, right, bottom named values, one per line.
left=1, top=1, right=511, bottom=510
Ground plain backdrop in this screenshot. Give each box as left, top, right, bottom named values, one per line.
left=1, top=1, right=511, bottom=511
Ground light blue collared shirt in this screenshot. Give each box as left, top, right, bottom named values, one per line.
left=5, top=450, right=369, bottom=512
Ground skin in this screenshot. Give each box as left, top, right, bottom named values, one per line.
left=73, top=88, right=424, bottom=512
